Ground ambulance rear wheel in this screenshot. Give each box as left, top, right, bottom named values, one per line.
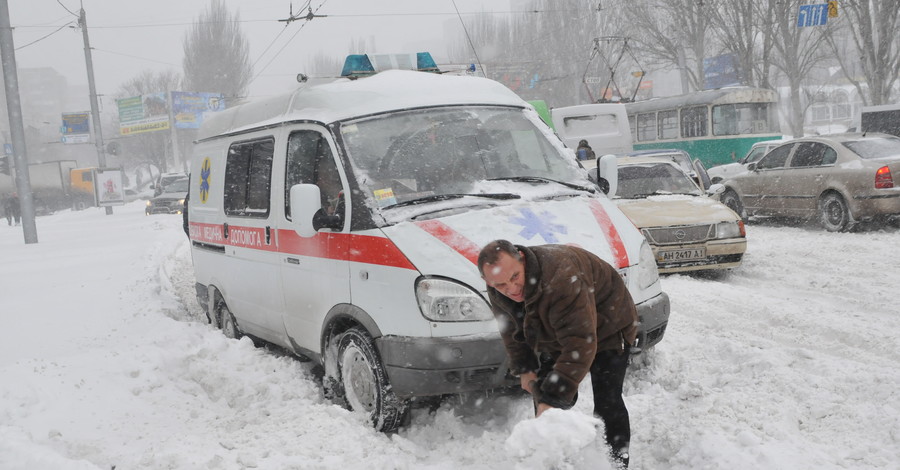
left=335, top=327, right=407, bottom=432
left=217, top=302, right=241, bottom=339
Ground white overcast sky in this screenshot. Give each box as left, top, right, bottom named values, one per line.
left=8, top=0, right=513, bottom=99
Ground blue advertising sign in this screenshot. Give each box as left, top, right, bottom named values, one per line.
left=62, top=112, right=91, bottom=144
left=798, top=4, right=829, bottom=27
left=172, top=92, right=226, bottom=129
left=703, top=53, right=742, bottom=90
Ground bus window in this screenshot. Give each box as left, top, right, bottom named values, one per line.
left=637, top=113, right=656, bottom=141
left=658, top=110, right=678, bottom=139
left=714, top=103, right=771, bottom=136
left=681, top=106, right=708, bottom=138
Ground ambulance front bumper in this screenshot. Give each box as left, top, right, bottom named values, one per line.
left=376, top=333, right=517, bottom=399
left=634, top=291, right=670, bottom=353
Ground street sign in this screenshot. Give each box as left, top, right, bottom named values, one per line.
left=798, top=4, right=829, bottom=27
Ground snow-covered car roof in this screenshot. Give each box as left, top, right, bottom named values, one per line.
left=197, top=70, right=528, bottom=141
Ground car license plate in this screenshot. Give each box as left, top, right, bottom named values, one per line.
left=657, top=247, right=706, bottom=262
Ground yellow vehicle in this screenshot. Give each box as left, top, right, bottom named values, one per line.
left=69, top=167, right=98, bottom=209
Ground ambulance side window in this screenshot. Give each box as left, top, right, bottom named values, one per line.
left=285, top=130, right=343, bottom=228
left=223, top=138, right=274, bottom=217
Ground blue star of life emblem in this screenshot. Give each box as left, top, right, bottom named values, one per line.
left=510, top=207, right=568, bottom=243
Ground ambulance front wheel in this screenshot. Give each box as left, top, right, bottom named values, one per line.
left=335, top=326, right=408, bottom=432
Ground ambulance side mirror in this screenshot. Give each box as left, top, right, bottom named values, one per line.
left=290, top=184, right=323, bottom=238
left=596, top=154, right=618, bottom=197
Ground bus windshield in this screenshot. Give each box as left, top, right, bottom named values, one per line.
left=339, top=106, right=586, bottom=208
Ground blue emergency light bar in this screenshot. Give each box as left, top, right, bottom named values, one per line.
left=340, top=52, right=440, bottom=78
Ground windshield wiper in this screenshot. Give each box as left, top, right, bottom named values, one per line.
left=383, top=193, right=521, bottom=209
left=628, top=190, right=697, bottom=198
left=487, top=176, right=594, bottom=193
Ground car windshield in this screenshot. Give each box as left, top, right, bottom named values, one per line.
left=339, top=106, right=585, bottom=208
left=163, top=179, right=189, bottom=193
left=843, top=136, right=900, bottom=159
left=616, top=163, right=702, bottom=199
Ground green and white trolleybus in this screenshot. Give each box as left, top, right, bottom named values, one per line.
left=624, top=87, right=781, bottom=168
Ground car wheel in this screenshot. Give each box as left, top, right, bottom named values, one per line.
left=819, top=193, right=851, bottom=232
left=722, top=190, right=745, bottom=219
left=217, top=302, right=241, bottom=339
left=335, top=327, right=408, bottom=432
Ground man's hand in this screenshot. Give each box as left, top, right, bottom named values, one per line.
left=536, top=402, right=554, bottom=417
left=520, top=371, right=537, bottom=394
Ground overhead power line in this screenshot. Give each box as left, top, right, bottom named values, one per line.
left=55, top=0, right=78, bottom=17
left=15, top=20, right=75, bottom=50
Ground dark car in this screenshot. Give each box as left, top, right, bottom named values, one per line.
left=720, top=133, right=900, bottom=231
left=146, top=177, right=188, bottom=215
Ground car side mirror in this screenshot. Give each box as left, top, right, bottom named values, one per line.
left=290, top=184, right=324, bottom=238
left=706, top=183, right=725, bottom=196
left=597, top=154, right=618, bottom=197
left=747, top=162, right=758, bottom=172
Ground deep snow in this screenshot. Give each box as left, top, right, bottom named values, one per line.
left=1, top=201, right=899, bottom=469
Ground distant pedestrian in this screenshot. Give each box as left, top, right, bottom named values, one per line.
left=576, top=139, right=596, bottom=161
left=4, top=193, right=21, bottom=226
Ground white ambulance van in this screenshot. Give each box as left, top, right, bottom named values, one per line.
left=187, top=59, right=669, bottom=432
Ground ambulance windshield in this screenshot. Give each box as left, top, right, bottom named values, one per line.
left=339, top=106, right=585, bottom=208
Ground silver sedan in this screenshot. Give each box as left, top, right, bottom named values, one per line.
left=720, top=133, right=900, bottom=231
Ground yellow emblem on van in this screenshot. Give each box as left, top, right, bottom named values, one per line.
left=199, top=157, right=211, bottom=203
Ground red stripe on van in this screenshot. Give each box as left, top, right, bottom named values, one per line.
left=587, top=199, right=630, bottom=268
left=189, top=222, right=416, bottom=270
left=415, top=219, right=480, bottom=265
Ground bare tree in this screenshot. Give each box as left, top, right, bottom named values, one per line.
left=769, top=0, right=831, bottom=137
left=182, top=0, right=251, bottom=100
left=622, top=0, right=717, bottom=93
left=115, top=70, right=182, bottom=175
left=707, top=1, right=776, bottom=89
left=446, top=0, right=628, bottom=107
left=823, top=0, right=900, bottom=106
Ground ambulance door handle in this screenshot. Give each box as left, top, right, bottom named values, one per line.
left=266, top=226, right=271, bottom=245
left=286, top=257, right=300, bottom=265
left=223, top=223, right=229, bottom=239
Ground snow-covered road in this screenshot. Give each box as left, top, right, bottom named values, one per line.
left=1, top=202, right=898, bottom=469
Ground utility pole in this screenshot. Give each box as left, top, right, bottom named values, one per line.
left=0, top=0, right=38, bottom=243
left=78, top=5, right=112, bottom=215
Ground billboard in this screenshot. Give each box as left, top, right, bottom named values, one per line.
left=116, top=93, right=169, bottom=135
left=703, top=53, right=743, bottom=90
left=172, top=92, right=226, bottom=129
left=94, top=168, right=125, bottom=207
left=61, top=112, right=91, bottom=144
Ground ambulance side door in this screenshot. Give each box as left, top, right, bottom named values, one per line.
left=278, top=127, right=352, bottom=354
left=220, top=135, right=286, bottom=341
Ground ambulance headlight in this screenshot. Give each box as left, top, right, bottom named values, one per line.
left=415, top=278, right=494, bottom=322
left=636, top=240, right=660, bottom=289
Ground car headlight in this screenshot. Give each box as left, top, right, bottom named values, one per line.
left=415, top=277, right=494, bottom=322
left=716, top=220, right=745, bottom=239
left=178, top=199, right=186, bottom=206
left=636, top=240, right=660, bottom=290
left=146, top=200, right=152, bottom=207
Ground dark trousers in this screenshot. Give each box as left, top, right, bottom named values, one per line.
left=536, top=344, right=631, bottom=463
left=590, top=344, right=631, bottom=461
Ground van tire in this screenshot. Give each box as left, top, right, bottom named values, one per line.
left=335, top=327, right=407, bottom=432
left=217, top=302, right=241, bottom=339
